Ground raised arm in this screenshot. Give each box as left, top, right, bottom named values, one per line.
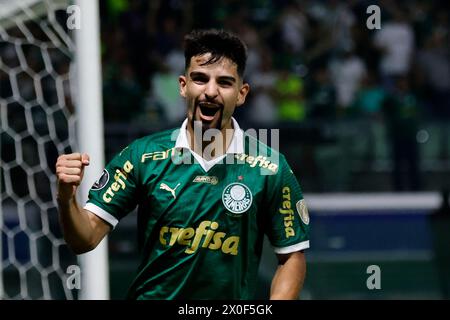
left=56, top=153, right=111, bottom=254
left=270, top=251, right=306, bottom=300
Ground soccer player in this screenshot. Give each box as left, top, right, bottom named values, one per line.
left=56, top=29, right=310, bottom=299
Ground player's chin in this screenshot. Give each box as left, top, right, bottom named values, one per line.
left=198, top=119, right=220, bottom=132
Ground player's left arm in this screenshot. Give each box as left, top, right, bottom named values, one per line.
left=270, top=250, right=306, bottom=300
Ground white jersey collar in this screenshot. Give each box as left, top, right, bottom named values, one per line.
left=174, top=117, right=244, bottom=172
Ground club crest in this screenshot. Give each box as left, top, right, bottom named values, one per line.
left=222, top=182, right=253, bottom=217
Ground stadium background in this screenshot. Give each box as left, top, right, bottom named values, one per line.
left=1, top=0, right=449, bottom=299
left=99, top=0, right=449, bottom=299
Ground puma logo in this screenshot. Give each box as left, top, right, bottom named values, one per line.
left=160, top=182, right=181, bottom=199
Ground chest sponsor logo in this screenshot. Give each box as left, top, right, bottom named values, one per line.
left=159, top=220, right=239, bottom=256
left=222, top=182, right=253, bottom=216
left=91, top=169, right=109, bottom=190
left=141, top=148, right=175, bottom=162
left=193, top=176, right=218, bottom=185
left=234, top=154, right=278, bottom=173
left=296, top=199, right=310, bottom=225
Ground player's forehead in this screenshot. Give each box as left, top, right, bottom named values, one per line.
left=187, top=53, right=239, bottom=77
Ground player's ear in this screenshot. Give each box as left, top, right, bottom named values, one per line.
left=236, top=82, right=250, bottom=107
left=179, top=75, right=187, bottom=98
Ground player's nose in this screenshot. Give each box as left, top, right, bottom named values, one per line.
left=204, top=81, right=219, bottom=99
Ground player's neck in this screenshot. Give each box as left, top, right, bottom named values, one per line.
left=187, top=120, right=234, bottom=161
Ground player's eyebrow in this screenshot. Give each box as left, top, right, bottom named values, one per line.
left=189, top=71, right=207, bottom=79
left=189, top=72, right=236, bottom=83
left=217, top=76, right=236, bottom=83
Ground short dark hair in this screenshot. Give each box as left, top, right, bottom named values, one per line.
left=183, top=29, right=248, bottom=77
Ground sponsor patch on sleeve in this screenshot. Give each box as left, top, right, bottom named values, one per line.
left=296, top=199, right=310, bottom=225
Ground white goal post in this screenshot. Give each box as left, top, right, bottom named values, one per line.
left=0, top=0, right=108, bottom=299
left=74, top=0, right=109, bottom=300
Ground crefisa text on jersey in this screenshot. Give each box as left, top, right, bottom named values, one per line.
left=177, top=304, right=273, bottom=317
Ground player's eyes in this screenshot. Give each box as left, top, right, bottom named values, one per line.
left=192, top=76, right=208, bottom=84
left=218, top=80, right=232, bottom=87
left=190, top=75, right=233, bottom=87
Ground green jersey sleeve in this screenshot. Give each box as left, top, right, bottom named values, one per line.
left=84, top=142, right=140, bottom=228
left=263, top=155, right=310, bottom=253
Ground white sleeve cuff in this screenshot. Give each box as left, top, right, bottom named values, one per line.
left=84, top=203, right=119, bottom=228
left=273, top=240, right=310, bottom=254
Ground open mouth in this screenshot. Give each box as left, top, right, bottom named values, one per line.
left=198, top=102, right=222, bottom=121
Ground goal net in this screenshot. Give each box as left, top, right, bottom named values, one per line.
left=0, top=0, right=78, bottom=299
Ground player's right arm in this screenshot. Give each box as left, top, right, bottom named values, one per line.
left=56, top=153, right=111, bottom=254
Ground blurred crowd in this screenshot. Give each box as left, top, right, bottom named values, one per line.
left=94, top=0, right=450, bottom=191
left=2, top=0, right=447, bottom=193
left=97, top=0, right=449, bottom=192
left=99, top=0, right=449, bottom=127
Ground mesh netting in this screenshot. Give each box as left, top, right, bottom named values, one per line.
left=0, top=0, right=78, bottom=299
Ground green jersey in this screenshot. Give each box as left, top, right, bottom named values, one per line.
left=85, top=118, right=310, bottom=299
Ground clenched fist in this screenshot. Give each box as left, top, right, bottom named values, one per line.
left=56, top=153, right=90, bottom=202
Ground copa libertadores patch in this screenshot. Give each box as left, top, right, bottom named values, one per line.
left=91, top=169, right=109, bottom=190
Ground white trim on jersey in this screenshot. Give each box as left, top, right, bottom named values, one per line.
left=273, top=240, right=310, bottom=254
left=174, top=117, right=244, bottom=172
left=84, top=202, right=119, bottom=228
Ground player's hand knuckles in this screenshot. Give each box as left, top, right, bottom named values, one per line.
left=57, top=168, right=68, bottom=177
left=56, top=157, right=65, bottom=167
left=66, top=159, right=81, bottom=168
left=64, top=160, right=80, bottom=168
left=59, top=173, right=76, bottom=183
left=70, top=173, right=81, bottom=180
left=57, top=166, right=69, bottom=175
left=61, top=154, right=73, bottom=161
left=62, top=172, right=72, bottom=181
left=57, top=159, right=67, bottom=168
left=72, top=152, right=81, bottom=159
